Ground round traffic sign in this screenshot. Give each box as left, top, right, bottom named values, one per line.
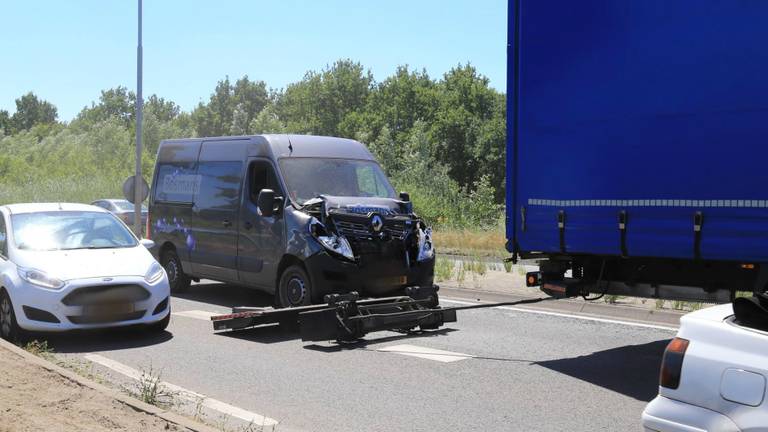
left=123, top=175, right=150, bottom=204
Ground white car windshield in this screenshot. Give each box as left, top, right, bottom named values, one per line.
left=11, top=211, right=137, bottom=251
left=279, top=158, right=396, bottom=205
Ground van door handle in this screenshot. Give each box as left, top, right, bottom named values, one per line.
left=244, top=221, right=253, bottom=230
left=222, top=219, right=232, bottom=227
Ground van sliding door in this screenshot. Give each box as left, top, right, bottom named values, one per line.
left=190, top=141, right=245, bottom=281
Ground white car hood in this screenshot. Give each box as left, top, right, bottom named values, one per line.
left=13, top=246, right=155, bottom=281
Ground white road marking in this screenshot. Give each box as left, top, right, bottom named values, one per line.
left=172, top=310, right=219, bottom=320
left=377, top=344, right=475, bottom=363
left=85, top=354, right=279, bottom=427
left=440, top=297, right=679, bottom=332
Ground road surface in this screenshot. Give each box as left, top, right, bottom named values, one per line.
left=47, top=281, right=675, bottom=431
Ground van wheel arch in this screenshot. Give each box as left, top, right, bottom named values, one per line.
left=160, top=243, right=191, bottom=293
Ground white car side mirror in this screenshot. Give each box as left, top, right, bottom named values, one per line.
left=139, top=239, right=156, bottom=249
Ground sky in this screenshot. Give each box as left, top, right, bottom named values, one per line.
left=0, top=1, right=507, bottom=121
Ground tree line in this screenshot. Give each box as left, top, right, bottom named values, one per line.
left=0, top=60, right=505, bottom=228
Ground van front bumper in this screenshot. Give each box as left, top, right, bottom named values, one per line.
left=642, top=396, right=740, bottom=432
left=304, top=251, right=435, bottom=301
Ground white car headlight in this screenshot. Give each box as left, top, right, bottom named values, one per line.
left=417, top=226, right=434, bottom=262
left=144, top=262, right=166, bottom=284
left=17, top=267, right=65, bottom=290
left=309, top=218, right=355, bottom=261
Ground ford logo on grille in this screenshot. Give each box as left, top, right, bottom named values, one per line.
left=371, top=215, right=384, bottom=233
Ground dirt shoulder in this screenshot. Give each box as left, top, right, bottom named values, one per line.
left=0, top=342, right=203, bottom=432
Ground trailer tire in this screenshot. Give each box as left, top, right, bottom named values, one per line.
left=277, top=265, right=313, bottom=308
left=162, top=249, right=191, bottom=293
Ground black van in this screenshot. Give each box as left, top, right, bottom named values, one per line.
left=147, top=135, right=435, bottom=307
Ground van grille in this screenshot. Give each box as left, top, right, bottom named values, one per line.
left=335, top=220, right=409, bottom=240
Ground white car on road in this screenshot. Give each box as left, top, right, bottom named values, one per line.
left=642, top=301, right=768, bottom=431
left=0, top=203, right=170, bottom=341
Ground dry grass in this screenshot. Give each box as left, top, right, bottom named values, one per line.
left=433, top=228, right=506, bottom=257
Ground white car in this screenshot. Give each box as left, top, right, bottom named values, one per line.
left=0, top=203, right=171, bottom=341
left=642, top=301, right=768, bottom=432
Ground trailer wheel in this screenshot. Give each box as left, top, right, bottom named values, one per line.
left=162, top=249, right=191, bottom=293
left=277, top=265, right=312, bottom=308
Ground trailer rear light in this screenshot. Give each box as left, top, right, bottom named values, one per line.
left=660, top=337, right=689, bottom=389
left=526, top=272, right=541, bottom=287
left=741, top=263, right=756, bottom=269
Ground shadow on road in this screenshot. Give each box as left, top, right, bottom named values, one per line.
left=38, top=328, right=173, bottom=354
left=173, top=281, right=273, bottom=309
left=303, top=328, right=460, bottom=352
left=536, top=339, right=669, bottom=402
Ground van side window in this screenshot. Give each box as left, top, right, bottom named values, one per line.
left=154, top=162, right=199, bottom=203
left=196, top=161, right=243, bottom=210
left=249, top=161, right=282, bottom=204
left=0, top=217, right=7, bottom=258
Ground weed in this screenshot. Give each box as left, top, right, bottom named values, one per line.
left=503, top=260, right=512, bottom=273
left=432, top=228, right=505, bottom=256
left=129, top=365, right=175, bottom=407
left=516, top=265, right=527, bottom=276
left=434, top=257, right=454, bottom=282
left=22, top=339, right=55, bottom=360
left=655, top=299, right=666, bottom=310
left=604, top=295, right=619, bottom=304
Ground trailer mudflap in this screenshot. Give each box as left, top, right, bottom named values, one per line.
left=210, top=285, right=454, bottom=342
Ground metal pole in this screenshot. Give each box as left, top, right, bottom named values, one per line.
left=134, top=0, right=143, bottom=236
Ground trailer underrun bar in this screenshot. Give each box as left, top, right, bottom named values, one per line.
left=210, top=285, right=555, bottom=343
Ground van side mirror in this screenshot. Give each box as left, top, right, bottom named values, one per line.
left=399, top=191, right=410, bottom=202
left=257, top=189, right=276, bottom=217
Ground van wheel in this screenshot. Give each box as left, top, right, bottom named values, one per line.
left=277, top=265, right=313, bottom=308
left=0, top=291, right=24, bottom=343
left=162, top=250, right=191, bottom=293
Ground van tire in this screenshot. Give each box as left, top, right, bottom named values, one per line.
left=277, top=265, right=313, bottom=308
left=0, top=290, right=24, bottom=343
left=162, top=250, right=191, bottom=293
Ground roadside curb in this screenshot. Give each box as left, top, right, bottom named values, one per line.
left=440, top=285, right=685, bottom=328
left=0, top=338, right=219, bottom=432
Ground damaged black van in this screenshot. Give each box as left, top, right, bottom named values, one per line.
left=147, top=135, right=435, bottom=307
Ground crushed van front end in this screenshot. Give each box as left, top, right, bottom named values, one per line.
left=299, top=195, right=435, bottom=300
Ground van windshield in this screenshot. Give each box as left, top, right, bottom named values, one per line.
left=279, top=158, right=396, bottom=205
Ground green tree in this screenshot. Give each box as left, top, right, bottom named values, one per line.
left=192, top=76, right=268, bottom=136
left=0, top=110, right=9, bottom=136
left=10, top=92, right=58, bottom=132
left=249, top=105, right=286, bottom=134
left=276, top=59, right=372, bottom=136
left=145, top=95, right=180, bottom=123
left=431, top=64, right=506, bottom=200
left=73, top=87, right=135, bottom=128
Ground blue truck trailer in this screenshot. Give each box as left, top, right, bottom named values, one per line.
left=506, top=0, right=768, bottom=303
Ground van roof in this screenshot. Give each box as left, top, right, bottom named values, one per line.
left=158, top=134, right=377, bottom=162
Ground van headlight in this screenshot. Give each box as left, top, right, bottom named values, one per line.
left=144, top=262, right=166, bottom=284
left=417, top=226, right=434, bottom=262
left=309, top=218, right=355, bottom=261
left=17, top=267, right=65, bottom=290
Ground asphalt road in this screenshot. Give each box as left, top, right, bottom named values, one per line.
left=47, top=282, right=675, bottom=432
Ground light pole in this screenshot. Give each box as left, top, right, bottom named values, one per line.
left=134, top=0, right=144, bottom=236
